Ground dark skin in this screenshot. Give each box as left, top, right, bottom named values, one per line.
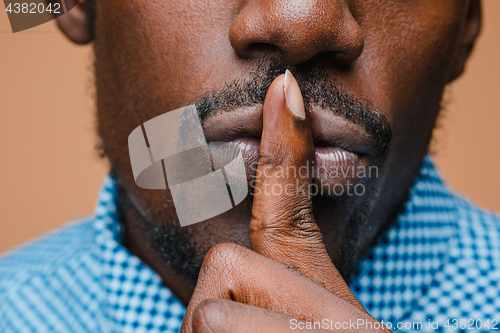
left=56, top=0, right=481, bottom=331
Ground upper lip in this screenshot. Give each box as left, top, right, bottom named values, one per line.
left=201, top=104, right=374, bottom=156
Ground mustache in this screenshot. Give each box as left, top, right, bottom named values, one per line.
left=193, top=60, right=392, bottom=158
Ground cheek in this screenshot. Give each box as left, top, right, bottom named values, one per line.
left=93, top=0, right=240, bottom=200
left=352, top=0, right=465, bottom=138
left=95, top=0, right=239, bottom=112
left=339, top=0, right=467, bottom=194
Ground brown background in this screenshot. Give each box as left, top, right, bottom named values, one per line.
left=1, top=2, right=499, bottom=254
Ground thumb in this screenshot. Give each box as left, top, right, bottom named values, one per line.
left=250, top=70, right=362, bottom=308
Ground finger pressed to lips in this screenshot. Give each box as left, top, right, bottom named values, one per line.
left=249, top=71, right=362, bottom=306
left=180, top=72, right=384, bottom=333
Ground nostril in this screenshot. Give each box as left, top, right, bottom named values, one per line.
left=296, top=51, right=352, bottom=71
left=243, top=43, right=282, bottom=58
left=333, top=51, right=361, bottom=65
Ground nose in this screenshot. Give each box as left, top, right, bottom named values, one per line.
left=229, top=0, right=364, bottom=66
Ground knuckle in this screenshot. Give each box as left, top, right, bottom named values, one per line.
left=212, top=242, right=242, bottom=256
left=258, top=142, right=286, bottom=167
left=289, top=205, right=319, bottom=232
left=204, top=243, right=244, bottom=266
left=252, top=201, right=319, bottom=237
left=258, top=154, right=284, bottom=170
left=199, top=243, right=251, bottom=285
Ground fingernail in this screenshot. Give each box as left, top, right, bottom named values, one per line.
left=284, top=69, right=306, bottom=120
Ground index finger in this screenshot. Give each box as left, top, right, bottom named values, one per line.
left=250, top=70, right=361, bottom=308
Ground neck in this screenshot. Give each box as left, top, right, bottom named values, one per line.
left=118, top=186, right=195, bottom=306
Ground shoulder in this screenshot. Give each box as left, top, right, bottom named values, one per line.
left=0, top=218, right=102, bottom=332
left=454, top=193, right=500, bottom=225
left=0, top=218, right=98, bottom=287
left=450, top=194, right=500, bottom=277
left=419, top=194, right=500, bottom=320
left=453, top=193, right=500, bottom=263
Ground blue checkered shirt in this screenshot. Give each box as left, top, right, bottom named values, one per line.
left=1, top=156, right=500, bottom=332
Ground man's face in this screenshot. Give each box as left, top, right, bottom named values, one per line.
left=92, top=0, right=475, bottom=285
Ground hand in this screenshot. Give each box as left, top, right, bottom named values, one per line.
left=180, top=71, right=392, bottom=333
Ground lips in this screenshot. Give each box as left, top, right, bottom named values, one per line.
left=203, top=105, right=373, bottom=195
left=209, top=138, right=369, bottom=195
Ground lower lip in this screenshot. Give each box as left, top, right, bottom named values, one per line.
left=209, top=138, right=370, bottom=194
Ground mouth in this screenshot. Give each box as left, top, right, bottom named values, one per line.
left=203, top=105, right=374, bottom=195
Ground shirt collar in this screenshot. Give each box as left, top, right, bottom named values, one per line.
left=351, top=155, right=460, bottom=322
left=94, top=177, right=186, bottom=333
left=93, top=155, right=459, bottom=328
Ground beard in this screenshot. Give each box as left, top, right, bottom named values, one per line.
left=133, top=175, right=388, bottom=287
left=115, top=58, right=393, bottom=287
